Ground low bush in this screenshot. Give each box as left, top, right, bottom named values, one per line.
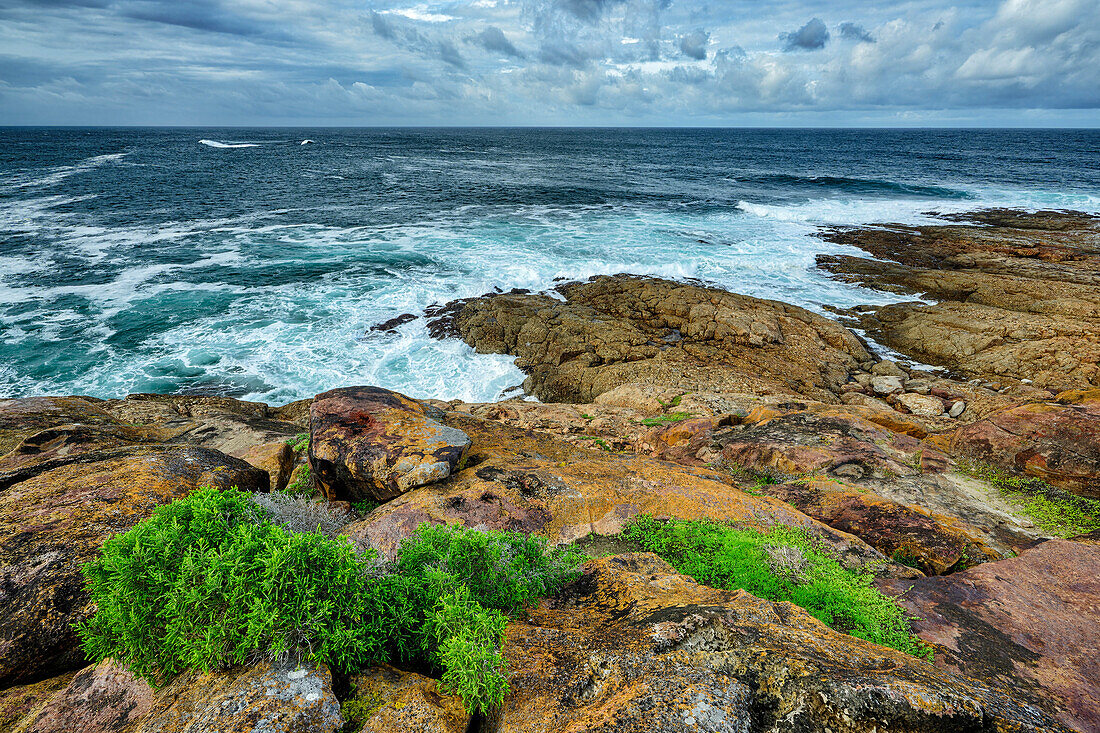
left=250, top=491, right=353, bottom=538
left=638, top=411, right=692, bottom=426
left=621, top=515, right=930, bottom=659
left=78, top=487, right=585, bottom=715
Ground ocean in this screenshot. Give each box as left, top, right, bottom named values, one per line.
left=1, top=128, right=1098, bottom=404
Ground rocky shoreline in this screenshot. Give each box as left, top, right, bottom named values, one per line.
left=2, top=209, right=1098, bottom=732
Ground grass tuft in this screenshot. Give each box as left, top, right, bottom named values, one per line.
left=639, top=411, right=693, bottom=426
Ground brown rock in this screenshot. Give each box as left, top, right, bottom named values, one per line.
left=345, top=665, right=469, bottom=733
left=896, top=392, right=946, bottom=416
left=343, top=409, right=891, bottom=571
left=428, top=274, right=873, bottom=403
left=309, top=386, right=471, bottom=502
left=497, top=553, right=1066, bottom=732
left=0, top=670, right=76, bottom=732
left=0, top=446, right=266, bottom=687
left=946, top=400, right=1100, bottom=498
left=818, top=209, right=1100, bottom=392
left=5, top=659, right=154, bottom=733
left=878, top=538, right=1100, bottom=732
left=133, top=660, right=342, bottom=733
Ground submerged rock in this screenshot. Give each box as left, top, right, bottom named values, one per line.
left=309, top=386, right=471, bottom=502
left=497, top=553, right=1067, bottom=732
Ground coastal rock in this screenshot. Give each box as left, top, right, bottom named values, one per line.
left=0, top=446, right=266, bottom=687
left=896, top=392, right=945, bottom=416
left=0, top=670, right=77, bottom=732
left=712, top=403, right=1045, bottom=557
left=818, top=209, right=1100, bottom=391
left=428, top=274, right=873, bottom=403
left=945, top=398, right=1100, bottom=498
left=878, top=537, right=1100, bottom=732
left=343, top=405, right=894, bottom=572
left=870, top=374, right=904, bottom=395
left=309, top=386, right=471, bottom=502
left=134, top=660, right=342, bottom=733
left=345, top=665, right=469, bottom=733
left=3, top=659, right=154, bottom=733
left=497, top=553, right=1066, bottom=732
left=762, top=477, right=997, bottom=575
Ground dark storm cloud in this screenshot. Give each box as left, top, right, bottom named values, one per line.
left=679, top=29, right=708, bottom=59
left=121, top=0, right=291, bottom=40
left=838, top=22, right=874, bottom=42
left=471, top=26, right=524, bottom=58
left=780, top=17, right=829, bottom=51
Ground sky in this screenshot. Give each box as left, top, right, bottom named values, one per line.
left=1, top=0, right=1098, bottom=126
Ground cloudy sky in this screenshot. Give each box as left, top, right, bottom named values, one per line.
left=1, top=0, right=1098, bottom=126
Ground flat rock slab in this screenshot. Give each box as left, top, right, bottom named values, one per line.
left=347, top=665, right=469, bottom=733
left=878, top=537, right=1100, bottom=733
left=498, top=553, right=1066, bottom=732
left=309, top=386, right=471, bottom=502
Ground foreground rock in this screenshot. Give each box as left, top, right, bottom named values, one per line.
left=346, top=665, right=469, bottom=733
left=819, top=209, right=1100, bottom=392
left=309, top=386, right=471, bottom=502
left=342, top=399, right=900, bottom=574
left=879, top=536, right=1100, bottom=732
left=498, top=553, right=1067, bottom=732
left=0, top=659, right=342, bottom=733
left=428, top=274, right=873, bottom=403
left=0, top=444, right=265, bottom=687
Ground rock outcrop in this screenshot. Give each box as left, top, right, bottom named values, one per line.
left=346, top=665, right=470, bottom=733
left=428, top=274, right=873, bottom=403
left=309, top=386, right=471, bottom=502
left=818, top=209, right=1100, bottom=392
left=497, top=553, right=1067, bottom=732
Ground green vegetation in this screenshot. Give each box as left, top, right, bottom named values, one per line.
left=284, top=463, right=314, bottom=495
left=577, top=435, right=613, bottom=451
left=287, top=432, right=310, bottom=453
left=638, top=411, right=692, bottom=426
left=656, top=394, right=683, bottom=408
left=352, top=499, right=382, bottom=516
left=957, top=460, right=1100, bottom=538
left=621, top=515, right=931, bottom=659
left=77, top=487, right=585, bottom=715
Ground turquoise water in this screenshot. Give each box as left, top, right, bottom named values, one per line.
left=1, top=128, right=1098, bottom=403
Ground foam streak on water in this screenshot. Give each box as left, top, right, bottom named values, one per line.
left=1, top=128, right=1098, bottom=403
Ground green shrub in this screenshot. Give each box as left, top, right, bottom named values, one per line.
left=287, top=433, right=310, bottom=452
left=77, top=488, right=585, bottom=715
left=394, top=523, right=586, bottom=613
left=621, top=515, right=930, bottom=659
left=426, top=585, right=510, bottom=715
left=284, top=463, right=314, bottom=495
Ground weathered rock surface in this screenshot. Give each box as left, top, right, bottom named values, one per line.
left=879, top=537, right=1100, bottom=732
left=346, top=665, right=469, bottom=733
left=819, top=209, right=1100, bottom=392
left=309, top=386, right=471, bottom=502
left=343, top=393, right=899, bottom=573
left=134, top=660, right=342, bottom=733
left=943, top=392, right=1100, bottom=498
left=497, top=553, right=1067, bottom=732
left=2, top=659, right=343, bottom=733
left=2, top=659, right=154, bottom=733
left=0, top=445, right=266, bottom=687
left=429, top=274, right=873, bottom=403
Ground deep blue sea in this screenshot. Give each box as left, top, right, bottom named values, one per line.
left=2, top=128, right=1098, bottom=403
